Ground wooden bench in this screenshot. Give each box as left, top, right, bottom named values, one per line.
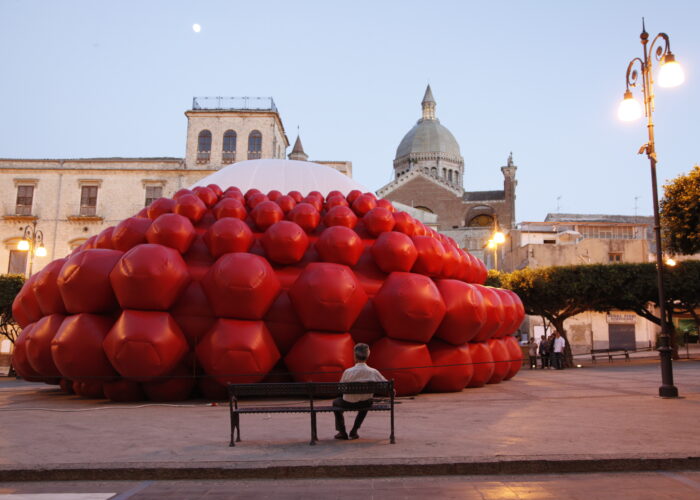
left=227, top=380, right=395, bottom=446
left=590, top=348, right=631, bottom=363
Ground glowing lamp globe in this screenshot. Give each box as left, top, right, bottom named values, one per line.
left=658, top=54, right=685, bottom=88
left=618, top=91, right=643, bottom=121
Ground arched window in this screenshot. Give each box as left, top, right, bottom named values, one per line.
left=468, top=214, right=495, bottom=227
left=431, top=167, right=437, bottom=176
left=222, top=130, right=237, bottom=164
left=448, top=170, right=453, bottom=182
left=414, top=206, right=434, bottom=214
left=197, top=130, right=212, bottom=163
left=248, top=130, right=262, bottom=159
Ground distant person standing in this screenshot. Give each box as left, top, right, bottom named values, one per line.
left=538, top=334, right=550, bottom=369
left=527, top=338, right=538, bottom=369
left=553, top=331, right=566, bottom=370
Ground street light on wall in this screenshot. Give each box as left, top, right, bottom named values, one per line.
left=17, top=220, right=46, bottom=277
left=618, top=19, right=683, bottom=398
left=487, top=227, right=506, bottom=271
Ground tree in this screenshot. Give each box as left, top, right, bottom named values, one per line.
left=660, top=165, right=700, bottom=255
left=0, top=274, right=25, bottom=345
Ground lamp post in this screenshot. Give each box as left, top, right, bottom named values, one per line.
left=17, top=220, right=46, bottom=277
left=486, top=223, right=506, bottom=271
left=618, top=20, right=684, bottom=398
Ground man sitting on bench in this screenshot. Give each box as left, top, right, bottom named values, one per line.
left=333, top=343, right=387, bottom=440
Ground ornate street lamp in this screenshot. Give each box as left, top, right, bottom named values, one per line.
left=17, top=220, right=46, bottom=277
left=487, top=224, right=506, bottom=271
left=618, top=20, right=684, bottom=398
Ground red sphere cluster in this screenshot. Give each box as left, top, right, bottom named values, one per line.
left=11, top=186, right=525, bottom=400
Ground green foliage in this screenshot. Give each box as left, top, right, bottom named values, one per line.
left=0, top=274, right=26, bottom=344
left=485, top=270, right=503, bottom=288
left=661, top=165, right=700, bottom=255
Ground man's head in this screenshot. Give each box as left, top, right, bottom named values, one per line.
left=354, top=343, right=370, bottom=362
left=541, top=335, right=545, bottom=340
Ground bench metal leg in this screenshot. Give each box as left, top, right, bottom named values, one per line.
left=235, top=414, right=241, bottom=443
left=310, top=412, right=318, bottom=445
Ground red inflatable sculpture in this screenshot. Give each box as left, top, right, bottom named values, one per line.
left=11, top=185, right=525, bottom=401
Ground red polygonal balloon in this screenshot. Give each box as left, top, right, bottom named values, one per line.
left=31, top=259, right=68, bottom=316
left=250, top=200, right=284, bottom=231
left=94, top=227, right=116, bottom=249
left=351, top=193, right=377, bottom=217
left=471, top=286, right=505, bottom=342
left=325, top=195, right=349, bottom=210
left=502, top=336, right=523, bottom=380
left=324, top=206, right=358, bottom=229
left=73, top=381, right=105, bottom=399
left=373, top=272, right=446, bottom=343
left=201, top=252, right=281, bottom=319
left=103, top=379, right=146, bottom=402
left=26, top=313, right=65, bottom=377
left=505, top=290, right=525, bottom=332
left=247, top=192, right=269, bottom=209
left=288, top=203, right=320, bottom=233
left=193, top=186, right=219, bottom=208
left=363, top=207, right=396, bottom=237
left=213, top=197, right=247, bottom=220
left=284, top=332, right=354, bottom=383
left=169, top=281, right=216, bottom=347
left=103, top=310, right=189, bottom=381
left=198, top=377, right=228, bottom=401
left=207, top=184, right=223, bottom=197
left=110, top=244, right=190, bottom=311
left=314, top=226, right=363, bottom=266
left=173, top=193, right=207, bottom=223
left=287, top=190, right=303, bottom=203
left=441, top=244, right=461, bottom=279
left=173, top=188, right=193, bottom=200
left=12, top=324, right=44, bottom=381
left=346, top=190, right=362, bottom=205
left=393, top=211, right=416, bottom=236
left=466, top=342, right=495, bottom=388
left=426, top=339, right=473, bottom=392
left=267, top=189, right=283, bottom=201
left=376, top=199, right=395, bottom=212
left=349, top=301, right=384, bottom=345
left=12, top=275, right=42, bottom=328
left=145, top=213, right=196, bottom=254
left=411, top=236, right=445, bottom=277
left=57, top=249, right=122, bottom=314
left=261, top=221, right=309, bottom=265
left=371, top=232, right=417, bottom=273
left=370, top=337, right=433, bottom=396
left=263, top=292, right=305, bottom=355
left=288, top=263, right=367, bottom=332
left=275, top=195, right=296, bottom=214
left=434, top=280, right=486, bottom=345
left=142, top=363, right=196, bottom=401
left=302, top=196, right=322, bottom=212
left=112, top=217, right=153, bottom=252
left=196, top=319, right=280, bottom=385
left=51, top=313, right=117, bottom=381
left=487, top=338, right=510, bottom=384
left=203, top=217, right=254, bottom=258
left=146, top=197, right=177, bottom=219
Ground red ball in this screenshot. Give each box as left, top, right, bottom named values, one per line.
left=207, top=184, right=223, bottom=197
left=103, top=379, right=146, bottom=402
left=351, top=194, right=377, bottom=217
left=370, top=337, right=433, bottom=396
left=12, top=324, right=44, bottom=381
left=289, top=263, right=367, bottom=332
left=212, top=198, right=247, bottom=220
left=261, top=221, right=309, bottom=265
left=324, top=205, right=358, bottom=229
left=94, top=226, right=116, bottom=249
left=427, top=339, right=473, bottom=392
left=57, top=249, right=122, bottom=314
left=275, top=195, right=297, bottom=214
left=287, top=203, right=320, bottom=233
left=393, top=211, right=417, bottom=236
left=112, top=217, right=153, bottom=252
left=146, top=197, right=176, bottom=219
left=196, top=319, right=280, bottom=385
left=174, top=194, right=208, bottom=223
left=371, top=232, right=416, bottom=273
left=314, top=226, right=364, bottom=266
left=373, top=272, right=446, bottom=343
left=201, top=253, right=281, bottom=320
left=287, top=190, right=303, bottom=203
left=502, top=336, right=524, bottom=380
left=471, top=286, right=506, bottom=342
left=145, top=213, right=196, bottom=254
left=26, top=313, right=65, bottom=377
left=466, top=342, right=495, bottom=388
left=284, top=332, right=354, bottom=383
left=434, top=280, right=486, bottom=345
left=376, top=199, right=395, bottom=212
left=110, top=244, right=191, bottom=311
left=346, top=189, right=362, bottom=205
left=142, top=363, right=196, bottom=401
left=247, top=192, right=269, bottom=210
left=250, top=200, right=284, bottom=231
left=487, top=338, right=510, bottom=384
left=12, top=275, right=43, bottom=328
left=325, top=195, right=349, bottom=210
left=267, top=189, right=283, bottom=201
left=263, top=292, right=305, bottom=355
left=363, top=207, right=396, bottom=236
left=31, top=259, right=68, bottom=315
left=192, top=186, right=219, bottom=208
left=103, top=310, right=189, bottom=382
left=411, top=236, right=445, bottom=277
left=204, top=217, right=254, bottom=258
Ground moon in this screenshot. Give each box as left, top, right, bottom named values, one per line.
left=192, top=23, right=201, bottom=33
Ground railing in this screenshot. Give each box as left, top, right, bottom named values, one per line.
left=222, top=151, right=236, bottom=164
left=15, top=204, right=32, bottom=216
left=248, top=151, right=262, bottom=160
left=79, top=205, right=97, bottom=217
left=192, top=97, right=277, bottom=112
left=197, top=151, right=211, bottom=164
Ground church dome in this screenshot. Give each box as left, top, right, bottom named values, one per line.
left=394, top=85, right=461, bottom=160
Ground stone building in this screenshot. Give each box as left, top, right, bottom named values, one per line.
left=0, top=97, right=351, bottom=276
left=377, top=86, right=517, bottom=263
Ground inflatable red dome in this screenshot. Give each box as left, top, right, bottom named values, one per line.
left=11, top=166, right=524, bottom=400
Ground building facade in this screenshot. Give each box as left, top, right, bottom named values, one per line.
left=377, top=86, right=517, bottom=263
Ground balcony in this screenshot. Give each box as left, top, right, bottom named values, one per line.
left=197, top=151, right=211, bottom=164
left=192, top=96, right=277, bottom=113
left=222, top=151, right=236, bottom=164
left=248, top=151, right=262, bottom=160
left=15, top=204, right=32, bottom=216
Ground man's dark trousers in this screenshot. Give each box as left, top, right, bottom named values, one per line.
left=333, top=397, right=373, bottom=433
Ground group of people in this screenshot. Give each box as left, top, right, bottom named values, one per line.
left=527, top=331, right=567, bottom=370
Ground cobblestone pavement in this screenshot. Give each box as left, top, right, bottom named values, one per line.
left=2, top=471, right=700, bottom=499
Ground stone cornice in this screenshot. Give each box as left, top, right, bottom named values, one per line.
left=393, top=151, right=464, bottom=167
left=376, top=169, right=464, bottom=198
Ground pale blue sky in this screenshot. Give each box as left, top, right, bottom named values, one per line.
left=1, top=0, right=698, bottom=222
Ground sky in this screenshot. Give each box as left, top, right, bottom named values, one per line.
left=1, top=0, right=698, bottom=223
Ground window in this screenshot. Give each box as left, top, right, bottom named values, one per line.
left=8, top=250, right=27, bottom=275
left=197, top=130, right=212, bottom=163
left=468, top=214, right=494, bottom=227
left=222, top=130, right=237, bottom=164
left=609, top=253, right=622, bottom=263
left=248, top=130, right=262, bottom=159
left=145, top=185, right=163, bottom=206
left=431, top=167, right=437, bottom=176
left=80, top=185, right=98, bottom=216
left=15, top=185, right=34, bottom=215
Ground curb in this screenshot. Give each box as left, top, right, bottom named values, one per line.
left=3, top=456, right=700, bottom=482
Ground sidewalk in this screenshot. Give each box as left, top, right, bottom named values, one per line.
left=1, top=358, right=699, bottom=481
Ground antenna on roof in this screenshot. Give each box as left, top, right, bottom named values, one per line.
left=556, top=196, right=562, bottom=213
